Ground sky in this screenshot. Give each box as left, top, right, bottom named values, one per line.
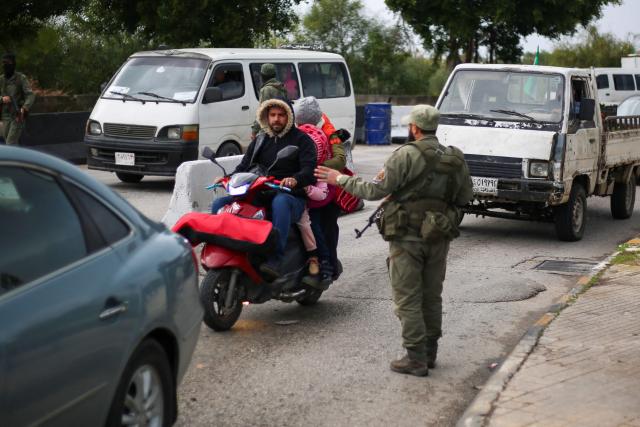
left=296, top=0, right=640, bottom=54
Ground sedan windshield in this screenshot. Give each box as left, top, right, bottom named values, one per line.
left=103, top=56, right=209, bottom=103
left=439, top=70, right=565, bottom=123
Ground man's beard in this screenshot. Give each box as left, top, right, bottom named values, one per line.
left=270, top=123, right=284, bottom=132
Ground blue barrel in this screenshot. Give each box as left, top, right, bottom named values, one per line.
left=364, top=103, right=391, bottom=145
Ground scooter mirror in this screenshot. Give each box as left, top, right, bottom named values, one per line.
left=275, top=145, right=298, bottom=160
left=202, top=146, right=228, bottom=176
left=202, top=146, right=215, bottom=159
left=267, top=146, right=299, bottom=172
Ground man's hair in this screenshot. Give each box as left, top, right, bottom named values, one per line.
left=267, top=104, right=287, bottom=114
left=2, top=52, right=16, bottom=63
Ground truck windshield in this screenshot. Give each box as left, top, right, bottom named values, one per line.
left=103, top=56, right=209, bottom=103
left=439, top=70, right=565, bottom=123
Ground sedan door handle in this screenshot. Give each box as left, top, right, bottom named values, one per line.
left=241, top=105, right=249, bottom=110
left=99, top=302, right=127, bottom=320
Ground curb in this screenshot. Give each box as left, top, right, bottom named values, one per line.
left=455, top=238, right=635, bottom=427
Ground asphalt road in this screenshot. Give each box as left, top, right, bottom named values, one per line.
left=83, top=145, right=640, bottom=426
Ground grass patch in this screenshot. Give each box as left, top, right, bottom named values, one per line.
left=611, top=243, right=640, bottom=266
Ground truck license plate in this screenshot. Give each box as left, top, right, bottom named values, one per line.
left=115, top=152, right=135, bottom=166
left=472, top=176, right=498, bottom=195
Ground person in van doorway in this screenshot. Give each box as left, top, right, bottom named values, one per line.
left=1, top=53, right=35, bottom=145
left=251, top=63, right=288, bottom=139
left=294, top=96, right=346, bottom=282
left=212, top=98, right=316, bottom=290
left=316, top=105, right=473, bottom=377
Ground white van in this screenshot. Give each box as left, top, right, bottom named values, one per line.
left=85, top=48, right=355, bottom=183
left=594, top=67, right=640, bottom=106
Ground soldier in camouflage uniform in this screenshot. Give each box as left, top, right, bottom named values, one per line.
left=251, top=63, right=288, bottom=138
left=1, top=53, right=35, bottom=145
left=316, top=105, right=473, bottom=376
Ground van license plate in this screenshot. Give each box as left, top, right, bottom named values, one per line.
left=115, top=152, right=135, bottom=166
left=472, top=176, right=498, bottom=195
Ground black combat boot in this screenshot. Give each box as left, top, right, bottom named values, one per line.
left=390, top=349, right=428, bottom=377
left=426, top=337, right=439, bottom=369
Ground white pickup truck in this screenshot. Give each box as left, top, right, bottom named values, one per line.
left=435, top=64, right=640, bottom=241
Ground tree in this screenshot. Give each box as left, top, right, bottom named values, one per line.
left=88, top=0, right=302, bottom=47
left=385, top=0, right=621, bottom=67
left=0, top=0, right=83, bottom=51
left=298, top=0, right=370, bottom=56
left=521, top=26, right=635, bottom=67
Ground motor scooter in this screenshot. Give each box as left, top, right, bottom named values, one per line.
left=173, top=146, right=323, bottom=331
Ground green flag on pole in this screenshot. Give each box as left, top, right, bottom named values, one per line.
left=525, top=46, right=540, bottom=99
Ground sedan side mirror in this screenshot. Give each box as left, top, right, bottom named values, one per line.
left=202, top=87, right=223, bottom=104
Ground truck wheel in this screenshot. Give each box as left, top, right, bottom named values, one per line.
left=116, top=172, right=144, bottom=183
left=554, top=182, right=587, bottom=242
left=610, top=173, right=636, bottom=219
left=216, top=142, right=241, bottom=157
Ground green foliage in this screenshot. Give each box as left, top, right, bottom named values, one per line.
left=521, top=26, right=635, bottom=67
left=16, top=23, right=151, bottom=94
left=90, top=0, right=301, bottom=47
left=385, top=0, right=621, bottom=67
left=300, top=0, right=370, bottom=56
left=0, top=0, right=83, bottom=51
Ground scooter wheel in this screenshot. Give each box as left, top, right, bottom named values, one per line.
left=200, top=269, right=243, bottom=331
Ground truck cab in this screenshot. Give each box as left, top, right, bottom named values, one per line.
left=436, top=64, right=639, bottom=241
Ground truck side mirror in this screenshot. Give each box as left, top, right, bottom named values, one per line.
left=579, top=99, right=595, bottom=121
left=202, top=87, right=223, bottom=104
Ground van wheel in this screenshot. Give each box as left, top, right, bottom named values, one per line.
left=553, top=182, right=587, bottom=242
left=216, top=142, right=241, bottom=157
left=611, top=173, right=636, bottom=219
left=116, top=172, right=144, bottom=183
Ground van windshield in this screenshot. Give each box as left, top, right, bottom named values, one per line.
left=103, top=57, right=209, bottom=103
left=439, top=70, right=565, bottom=123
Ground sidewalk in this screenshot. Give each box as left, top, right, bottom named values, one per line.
left=459, top=237, right=640, bottom=427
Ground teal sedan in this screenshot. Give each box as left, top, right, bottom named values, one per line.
left=0, top=145, right=202, bottom=426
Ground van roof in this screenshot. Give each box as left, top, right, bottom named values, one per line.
left=593, top=67, right=640, bottom=73
left=130, top=48, right=345, bottom=62
left=453, top=63, right=588, bottom=76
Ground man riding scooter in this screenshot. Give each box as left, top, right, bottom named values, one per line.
left=211, top=98, right=317, bottom=288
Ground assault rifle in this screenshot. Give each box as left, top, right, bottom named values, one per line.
left=3, top=95, right=24, bottom=123
left=354, top=203, right=384, bottom=239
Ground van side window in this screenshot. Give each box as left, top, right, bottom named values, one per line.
left=207, top=63, right=245, bottom=102
left=300, top=63, right=351, bottom=99
left=613, top=74, right=636, bottom=91
left=636, top=75, right=640, bottom=91
left=249, top=63, right=299, bottom=100
left=596, top=74, right=609, bottom=89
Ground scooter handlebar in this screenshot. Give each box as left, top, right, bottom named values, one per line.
left=265, top=182, right=291, bottom=192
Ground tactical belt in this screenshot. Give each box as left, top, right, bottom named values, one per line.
left=404, top=198, right=449, bottom=228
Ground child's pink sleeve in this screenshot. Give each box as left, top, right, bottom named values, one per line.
left=305, top=181, right=329, bottom=201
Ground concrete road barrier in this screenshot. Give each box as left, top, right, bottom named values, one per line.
left=162, top=155, right=242, bottom=227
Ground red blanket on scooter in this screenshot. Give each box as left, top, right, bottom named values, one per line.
left=172, top=212, right=277, bottom=254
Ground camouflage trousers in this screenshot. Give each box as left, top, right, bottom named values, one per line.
left=388, top=238, right=450, bottom=356
left=2, top=118, right=24, bottom=145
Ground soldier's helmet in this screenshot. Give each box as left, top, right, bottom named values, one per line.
left=260, top=63, right=276, bottom=79
left=401, top=104, right=440, bottom=131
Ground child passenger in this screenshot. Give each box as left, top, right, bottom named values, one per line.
left=294, top=97, right=336, bottom=287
